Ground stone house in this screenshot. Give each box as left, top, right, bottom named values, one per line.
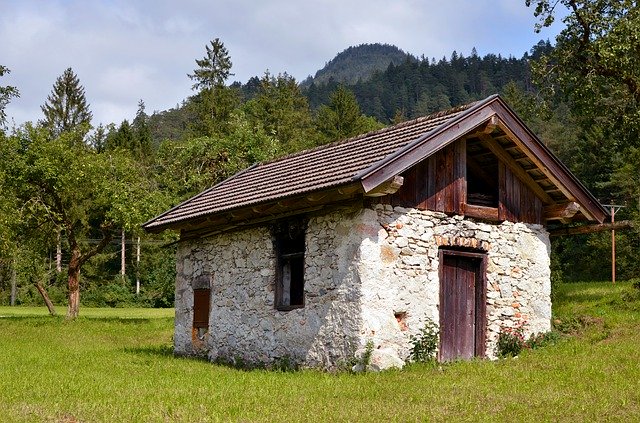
left=143, top=95, right=607, bottom=369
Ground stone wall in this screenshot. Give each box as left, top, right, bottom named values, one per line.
left=174, top=203, right=551, bottom=368
left=364, top=204, right=551, bottom=360
left=174, top=211, right=367, bottom=367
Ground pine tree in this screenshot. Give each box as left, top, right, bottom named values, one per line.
left=187, top=39, right=238, bottom=136
left=105, top=120, right=135, bottom=151
left=188, top=38, right=234, bottom=91
left=41, top=67, right=92, bottom=136
left=245, top=71, right=317, bottom=152
left=132, top=99, right=152, bottom=158
left=316, top=85, right=379, bottom=141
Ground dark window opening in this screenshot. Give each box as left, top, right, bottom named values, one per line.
left=467, top=159, right=498, bottom=208
left=193, top=288, right=211, bottom=333
left=273, top=219, right=306, bottom=310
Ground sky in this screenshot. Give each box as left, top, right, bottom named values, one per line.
left=0, top=0, right=566, bottom=128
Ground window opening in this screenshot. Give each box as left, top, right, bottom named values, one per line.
left=273, top=219, right=306, bottom=310
left=193, top=288, right=211, bottom=337
left=466, top=139, right=499, bottom=208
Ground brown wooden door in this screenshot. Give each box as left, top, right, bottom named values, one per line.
left=439, top=250, right=486, bottom=361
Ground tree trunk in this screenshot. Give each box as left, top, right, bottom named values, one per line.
left=10, top=252, right=17, bottom=306
left=56, top=230, right=62, bottom=273
left=121, top=228, right=126, bottom=279
left=66, top=249, right=81, bottom=319
left=34, top=282, right=56, bottom=316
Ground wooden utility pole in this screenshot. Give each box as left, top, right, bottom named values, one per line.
left=603, top=204, right=624, bottom=284
left=135, top=236, right=141, bottom=294
left=121, top=228, right=126, bottom=279
left=10, top=252, right=17, bottom=306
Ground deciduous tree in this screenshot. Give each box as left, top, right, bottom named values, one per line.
left=0, top=65, right=19, bottom=129
left=2, top=125, right=164, bottom=318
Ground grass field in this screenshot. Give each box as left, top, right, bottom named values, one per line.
left=1, top=282, right=639, bottom=422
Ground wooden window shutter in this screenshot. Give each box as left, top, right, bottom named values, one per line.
left=193, top=288, right=211, bottom=328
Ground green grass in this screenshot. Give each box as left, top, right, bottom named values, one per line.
left=1, top=283, right=639, bottom=422
left=0, top=305, right=174, bottom=319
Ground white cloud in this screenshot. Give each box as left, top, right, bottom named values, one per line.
left=1, top=0, right=563, bottom=127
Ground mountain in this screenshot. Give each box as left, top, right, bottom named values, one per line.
left=302, top=43, right=414, bottom=87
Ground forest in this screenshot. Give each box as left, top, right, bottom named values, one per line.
left=1, top=1, right=638, bottom=317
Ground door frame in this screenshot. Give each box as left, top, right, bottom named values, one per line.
left=438, top=248, right=488, bottom=360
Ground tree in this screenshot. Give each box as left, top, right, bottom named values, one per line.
left=527, top=1, right=640, bottom=120
left=2, top=125, right=164, bottom=318
left=187, top=39, right=238, bottom=136
left=156, top=111, right=279, bottom=200
left=0, top=65, right=19, bottom=129
left=106, top=120, right=135, bottom=151
left=40, top=67, right=92, bottom=137
left=245, top=71, right=318, bottom=153
left=526, top=0, right=640, bottom=281
left=315, top=85, right=382, bottom=142
left=188, top=38, right=234, bottom=91
left=132, top=99, right=153, bottom=158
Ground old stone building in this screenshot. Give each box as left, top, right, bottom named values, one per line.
left=143, top=95, right=607, bottom=369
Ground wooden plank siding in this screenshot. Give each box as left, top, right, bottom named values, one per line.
left=380, top=138, right=544, bottom=225
left=498, top=163, right=543, bottom=224
left=389, top=141, right=466, bottom=214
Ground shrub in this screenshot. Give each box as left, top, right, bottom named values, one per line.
left=497, top=323, right=560, bottom=357
left=496, top=324, right=526, bottom=357
left=526, top=331, right=559, bottom=349
left=409, top=319, right=438, bottom=362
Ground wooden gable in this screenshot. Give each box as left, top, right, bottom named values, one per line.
left=379, top=136, right=545, bottom=224
left=363, top=97, right=607, bottom=225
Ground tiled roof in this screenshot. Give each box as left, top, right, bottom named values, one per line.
left=143, top=99, right=485, bottom=231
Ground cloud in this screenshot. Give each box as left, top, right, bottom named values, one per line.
left=1, top=0, right=562, bottom=127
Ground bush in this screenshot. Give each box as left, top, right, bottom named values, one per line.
left=497, top=323, right=559, bottom=358
left=82, top=277, right=138, bottom=307
left=409, top=319, right=438, bottom=362
left=496, top=325, right=526, bottom=357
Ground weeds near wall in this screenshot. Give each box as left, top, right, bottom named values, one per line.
left=496, top=322, right=559, bottom=358
left=409, top=319, right=438, bottom=362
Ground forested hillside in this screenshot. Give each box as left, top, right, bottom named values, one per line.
left=305, top=43, right=543, bottom=121
left=302, top=43, right=413, bottom=87
left=1, top=1, right=639, bottom=314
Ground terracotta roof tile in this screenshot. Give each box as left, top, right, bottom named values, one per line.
left=143, top=101, right=479, bottom=231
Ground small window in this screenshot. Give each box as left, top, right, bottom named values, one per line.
left=273, top=219, right=306, bottom=310
left=193, top=288, right=211, bottom=329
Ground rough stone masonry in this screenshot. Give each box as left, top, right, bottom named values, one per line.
left=174, top=203, right=551, bottom=370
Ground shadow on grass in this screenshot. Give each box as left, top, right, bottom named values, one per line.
left=124, top=344, right=176, bottom=357
left=0, top=315, right=63, bottom=325
left=81, top=317, right=153, bottom=324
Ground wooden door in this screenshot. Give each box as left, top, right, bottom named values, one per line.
left=439, top=250, right=486, bottom=361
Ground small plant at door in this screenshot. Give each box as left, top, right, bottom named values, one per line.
left=496, top=322, right=559, bottom=358
left=496, top=323, right=526, bottom=357
left=409, top=319, right=439, bottom=362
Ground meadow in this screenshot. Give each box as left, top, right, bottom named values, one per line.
left=0, top=282, right=639, bottom=422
